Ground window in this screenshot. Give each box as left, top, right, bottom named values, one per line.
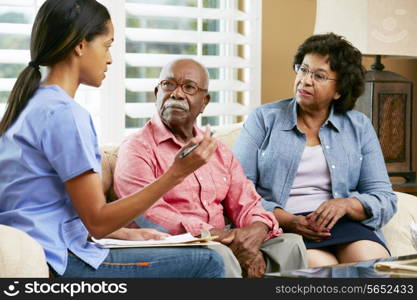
left=0, top=0, right=39, bottom=119
left=0, top=0, right=108, bottom=142
left=0, top=0, right=261, bottom=145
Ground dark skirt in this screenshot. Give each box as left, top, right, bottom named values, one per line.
left=295, top=212, right=390, bottom=254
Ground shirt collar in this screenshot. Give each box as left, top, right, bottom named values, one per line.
left=278, top=98, right=341, bottom=132
left=325, top=105, right=341, bottom=132
left=150, top=114, right=201, bottom=146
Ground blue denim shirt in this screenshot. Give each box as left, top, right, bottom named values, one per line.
left=233, top=98, right=397, bottom=241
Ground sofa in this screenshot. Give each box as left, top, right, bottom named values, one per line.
left=0, top=225, right=49, bottom=277
left=1, top=122, right=417, bottom=277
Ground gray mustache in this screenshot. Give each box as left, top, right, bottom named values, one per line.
left=163, top=99, right=189, bottom=111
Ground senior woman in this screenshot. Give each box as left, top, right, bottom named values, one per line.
left=233, top=33, right=397, bottom=268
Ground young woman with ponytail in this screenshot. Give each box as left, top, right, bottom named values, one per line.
left=0, top=0, right=223, bottom=278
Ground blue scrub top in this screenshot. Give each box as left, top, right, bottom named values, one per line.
left=0, top=85, right=109, bottom=275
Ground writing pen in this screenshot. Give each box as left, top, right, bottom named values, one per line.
left=179, top=130, right=215, bottom=159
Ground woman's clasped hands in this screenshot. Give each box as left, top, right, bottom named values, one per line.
left=287, top=198, right=351, bottom=242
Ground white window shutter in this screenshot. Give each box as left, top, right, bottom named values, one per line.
left=121, top=0, right=261, bottom=136
left=0, top=0, right=35, bottom=117
left=0, top=0, right=262, bottom=144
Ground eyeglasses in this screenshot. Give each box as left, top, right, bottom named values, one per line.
left=158, top=79, right=208, bottom=95
left=294, top=64, right=338, bottom=83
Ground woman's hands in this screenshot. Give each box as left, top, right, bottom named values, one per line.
left=306, top=198, right=348, bottom=232
left=274, top=207, right=330, bottom=242
left=284, top=198, right=351, bottom=241
left=306, top=197, right=368, bottom=231
left=275, top=197, right=367, bottom=243
left=169, top=126, right=217, bottom=183
left=286, top=215, right=331, bottom=242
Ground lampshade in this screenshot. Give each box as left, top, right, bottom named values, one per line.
left=314, top=0, right=417, bottom=58
left=315, top=0, right=417, bottom=183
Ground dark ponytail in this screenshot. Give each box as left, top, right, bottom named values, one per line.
left=0, top=0, right=110, bottom=135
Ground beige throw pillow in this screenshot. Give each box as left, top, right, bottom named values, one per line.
left=382, top=192, right=417, bottom=257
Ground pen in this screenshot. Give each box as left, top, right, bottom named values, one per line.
left=179, top=130, right=215, bottom=159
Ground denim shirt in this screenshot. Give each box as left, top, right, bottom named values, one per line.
left=233, top=98, right=397, bottom=241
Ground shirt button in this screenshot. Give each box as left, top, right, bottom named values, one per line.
left=199, top=177, right=203, bottom=180
left=223, top=177, right=227, bottom=181
left=331, top=164, right=336, bottom=169
left=360, top=156, right=363, bottom=160
left=262, top=152, right=265, bottom=156
left=334, top=192, right=339, bottom=196
left=325, top=145, right=330, bottom=149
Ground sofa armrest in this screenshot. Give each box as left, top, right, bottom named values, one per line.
left=381, top=192, right=417, bottom=257
left=0, top=225, right=49, bottom=277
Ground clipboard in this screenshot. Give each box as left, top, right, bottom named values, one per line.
left=92, top=233, right=220, bottom=248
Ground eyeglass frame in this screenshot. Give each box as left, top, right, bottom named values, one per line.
left=158, top=79, right=208, bottom=95
left=294, top=64, right=338, bottom=83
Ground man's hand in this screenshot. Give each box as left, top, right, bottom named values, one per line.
left=211, top=223, right=269, bottom=277
left=243, top=251, right=266, bottom=278
left=227, top=222, right=268, bottom=276
left=209, top=228, right=236, bottom=245
left=170, top=126, right=217, bottom=182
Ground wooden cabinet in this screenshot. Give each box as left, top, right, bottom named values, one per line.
left=356, top=69, right=415, bottom=182
left=392, top=181, right=417, bottom=196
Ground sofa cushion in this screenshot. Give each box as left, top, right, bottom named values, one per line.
left=382, top=192, right=417, bottom=257
left=212, top=122, right=243, bottom=149
left=100, top=145, right=119, bottom=202
left=0, top=225, right=49, bottom=277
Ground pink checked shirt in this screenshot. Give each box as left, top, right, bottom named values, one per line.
left=114, top=114, right=282, bottom=239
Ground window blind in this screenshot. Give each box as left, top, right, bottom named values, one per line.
left=121, top=0, right=261, bottom=137
left=0, top=0, right=261, bottom=145
left=0, top=0, right=37, bottom=118
left=0, top=0, right=107, bottom=142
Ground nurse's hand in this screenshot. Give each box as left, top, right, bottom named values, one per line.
left=106, top=227, right=170, bottom=241
left=170, top=126, right=217, bottom=182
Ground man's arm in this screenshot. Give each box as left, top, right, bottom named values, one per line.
left=222, top=153, right=281, bottom=239
left=220, top=152, right=282, bottom=277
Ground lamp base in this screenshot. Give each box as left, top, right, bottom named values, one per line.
left=370, top=55, right=385, bottom=71
left=355, top=68, right=414, bottom=182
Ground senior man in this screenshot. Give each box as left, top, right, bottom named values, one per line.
left=114, top=58, right=307, bottom=277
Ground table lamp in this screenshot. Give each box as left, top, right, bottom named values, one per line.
left=314, top=0, right=417, bottom=182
